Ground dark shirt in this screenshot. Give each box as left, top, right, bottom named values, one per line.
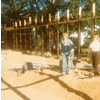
left=60, top=38, right=75, bottom=53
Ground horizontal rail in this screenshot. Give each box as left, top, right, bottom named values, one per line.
left=1, top=16, right=100, bottom=32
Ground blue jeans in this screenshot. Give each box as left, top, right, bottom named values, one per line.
left=71, top=51, right=77, bottom=69
left=62, top=52, right=70, bottom=73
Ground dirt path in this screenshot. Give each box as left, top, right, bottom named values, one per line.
left=1, top=50, right=100, bottom=100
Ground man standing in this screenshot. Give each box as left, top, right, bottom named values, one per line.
left=89, top=34, right=100, bottom=78
left=60, top=33, right=77, bottom=75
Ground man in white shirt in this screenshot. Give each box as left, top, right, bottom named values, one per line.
left=89, top=34, right=100, bottom=77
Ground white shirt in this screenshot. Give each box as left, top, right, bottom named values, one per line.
left=89, top=41, right=100, bottom=52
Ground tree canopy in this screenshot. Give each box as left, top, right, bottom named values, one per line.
left=1, top=0, right=100, bottom=34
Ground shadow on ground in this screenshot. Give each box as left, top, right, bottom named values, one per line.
left=47, top=64, right=62, bottom=74
left=1, top=78, right=30, bottom=100
left=1, top=71, right=93, bottom=100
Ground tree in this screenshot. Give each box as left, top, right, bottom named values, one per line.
left=1, top=0, right=27, bottom=24
left=1, top=0, right=100, bottom=37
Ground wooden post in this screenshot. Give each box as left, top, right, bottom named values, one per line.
left=19, top=20, right=22, bottom=51
left=66, top=9, right=69, bottom=36
left=24, top=19, right=27, bottom=53
left=13, top=22, right=15, bottom=50
left=15, top=21, right=18, bottom=50
left=53, top=0, right=55, bottom=4
left=57, top=11, right=60, bottom=58
left=3, top=25, right=5, bottom=49
left=29, top=16, right=32, bottom=25
left=30, top=31, right=32, bottom=53
left=35, top=17, right=38, bottom=54
left=91, top=3, right=95, bottom=41
left=29, top=17, right=32, bottom=53
left=5, top=23, right=7, bottom=49
left=77, top=7, right=81, bottom=59
left=41, top=15, right=44, bottom=55
left=3, top=31, right=5, bottom=49
left=5, top=32, right=7, bottom=49
left=49, top=14, right=51, bottom=56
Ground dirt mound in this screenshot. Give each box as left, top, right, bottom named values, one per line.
left=14, top=71, right=48, bottom=86
left=1, top=50, right=100, bottom=100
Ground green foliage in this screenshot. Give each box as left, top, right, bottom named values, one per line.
left=81, top=38, right=91, bottom=49
left=1, top=0, right=26, bottom=24
left=60, top=25, right=65, bottom=33
left=37, top=34, right=41, bottom=46
left=1, top=0, right=100, bottom=43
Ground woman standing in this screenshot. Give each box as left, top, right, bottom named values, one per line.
left=89, top=34, right=100, bottom=77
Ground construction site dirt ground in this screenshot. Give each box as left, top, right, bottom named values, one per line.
left=1, top=50, right=100, bottom=100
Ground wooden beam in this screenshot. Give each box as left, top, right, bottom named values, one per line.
left=30, top=30, right=32, bottom=53
left=77, top=7, right=81, bottom=59
left=5, top=23, right=7, bottom=49
left=1, top=16, right=100, bottom=32
left=5, top=23, right=7, bottom=50
left=66, top=9, right=69, bottom=36
left=91, top=3, right=95, bottom=41
left=53, top=0, right=55, bottom=4
left=19, top=20, right=22, bottom=51
left=5, top=32, right=7, bottom=49
left=3, top=31, right=5, bottom=48
left=35, top=17, right=38, bottom=54
left=19, top=20, right=21, bottom=27
left=3, top=15, right=100, bottom=32
left=29, top=17, right=32, bottom=53
left=24, top=19, right=27, bottom=53
left=29, top=17, right=32, bottom=25
left=49, top=14, right=51, bottom=56
left=13, top=22, right=15, bottom=50
left=94, top=16, right=100, bottom=19
left=24, top=19, right=26, bottom=27
left=41, top=15, right=44, bottom=55
left=2, top=25, right=5, bottom=48
left=15, top=21, right=18, bottom=50
left=57, top=11, right=60, bottom=58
